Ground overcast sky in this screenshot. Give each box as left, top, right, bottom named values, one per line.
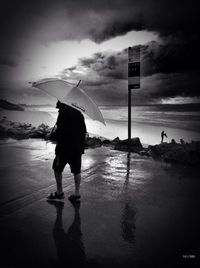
left=0, top=0, right=200, bottom=105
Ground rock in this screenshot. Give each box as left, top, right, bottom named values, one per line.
left=101, top=139, right=112, bottom=145
left=0, top=118, right=52, bottom=140
left=149, top=141, right=200, bottom=166
left=6, top=127, right=30, bottom=139
left=148, top=142, right=170, bottom=156
left=112, top=137, right=120, bottom=144
left=29, top=124, right=51, bottom=139
left=85, top=137, right=102, bottom=148
left=114, top=137, right=143, bottom=152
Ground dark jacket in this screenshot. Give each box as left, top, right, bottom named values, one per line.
left=55, top=105, right=86, bottom=156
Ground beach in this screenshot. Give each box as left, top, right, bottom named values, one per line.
left=1, top=104, right=200, bottom=145
left=0, top=138, right=200, bottom=267
left=86, top=104, right=200, bottom=145
left=0, top=104, right=200, bottom=266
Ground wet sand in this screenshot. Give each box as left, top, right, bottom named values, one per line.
left=0, top=139, right=200, bottom=267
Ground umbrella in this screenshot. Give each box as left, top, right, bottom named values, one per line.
left=32, top=78, right=105, bottom=125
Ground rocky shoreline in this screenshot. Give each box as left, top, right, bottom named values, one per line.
left=0, top=117, right=200, bottom=166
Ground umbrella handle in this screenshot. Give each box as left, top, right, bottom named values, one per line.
left=76, top=80, right=81, bottom=87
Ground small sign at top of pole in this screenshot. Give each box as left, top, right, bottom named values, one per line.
left=128, top=46, right=140, bottom=89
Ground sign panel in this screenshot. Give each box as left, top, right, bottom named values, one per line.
left=128, top=46, right=140, bottom=89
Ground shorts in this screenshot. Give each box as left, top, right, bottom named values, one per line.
left=52, top=154, right=82, bottom=174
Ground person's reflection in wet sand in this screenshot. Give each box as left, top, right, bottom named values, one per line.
left=47, top=200, right=86, bottom=267
left=121, top=152, right=136, bottom=244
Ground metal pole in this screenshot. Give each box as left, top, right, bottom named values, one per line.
left=128, top=46, right=140, bottom=150
left=128, top=87, right=131, bottom=148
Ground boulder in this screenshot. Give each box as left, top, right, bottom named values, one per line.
left=0, top=118, right=52, bottom=140
left=149, top=141, right=200, bottom=166
left=114, top=137, right=143, bottom=152
left=6, top=127, right=30, bottom=139
left=29, top=124, right=51, bottom=139
left=112, top=137, right=120, bottom=143
left=101, top=139, right=112, bottom=145
left=85, top=137, right=102, bottom=148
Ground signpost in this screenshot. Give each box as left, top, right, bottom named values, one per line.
left=128, top=46, right=140, bottom=147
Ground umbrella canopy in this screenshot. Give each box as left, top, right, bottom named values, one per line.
left=32, top=78, right=105, bottom=125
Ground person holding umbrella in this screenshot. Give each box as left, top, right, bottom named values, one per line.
left=47, top=100, right=87, bottom=203
left=32, top=78, right=105, bottom=202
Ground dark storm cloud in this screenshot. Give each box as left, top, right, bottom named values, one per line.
left=60, top=41, right=200, bottom=104
left=1, top=0, right=199, bottom=78
left=65, top=40, right=200, bottom=80
left=141, top=41, right=200, bottom=76
left=60, top=50, right=127, bottom=90
left=91, top=54, right=126, bottom=79
left=1, top=0, right=199, bottom=48
left=1, top=0, right=200, bottom=104
left=134, top=71, right=200, bottom=104
left=89, top=15, right=144, bottom=43
left=86, top=71, right=200, bottom=105
left=79, top=51, right=127, bottom=80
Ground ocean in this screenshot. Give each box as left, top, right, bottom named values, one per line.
left=35, top=104, right=200, bottom=145
left=0, top=104, right=199, bottom=145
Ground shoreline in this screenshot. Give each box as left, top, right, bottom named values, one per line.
left=1, top=114, right=200, bottom=167
left=1, top=105, right=200, bottom=144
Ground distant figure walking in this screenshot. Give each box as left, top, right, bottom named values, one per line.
left=161, top=130, right=167, bottom=143
left=48, top=101, right=86, bottom=203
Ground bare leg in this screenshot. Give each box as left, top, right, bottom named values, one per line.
left=54, top=171, right=63, bottom=194
left=74, top=173, right=81, bottom=196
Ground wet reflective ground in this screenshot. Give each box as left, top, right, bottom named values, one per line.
left=0, top=139, right=200, bottom=267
